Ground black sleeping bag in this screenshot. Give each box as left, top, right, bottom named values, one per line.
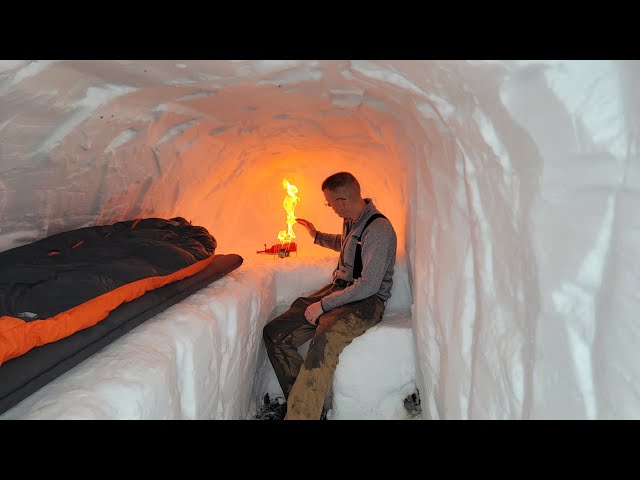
left=0, top=217, right=244, bottom=415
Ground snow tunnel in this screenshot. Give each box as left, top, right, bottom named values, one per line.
left=0, top=60, right=638, bottom=419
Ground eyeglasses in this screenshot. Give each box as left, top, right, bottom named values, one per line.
left=324, top=198, right=346, bottom=207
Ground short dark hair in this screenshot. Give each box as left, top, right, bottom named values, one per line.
left=321, top=172, right=361, bottom=195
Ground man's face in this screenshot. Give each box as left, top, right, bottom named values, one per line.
left=323, top=189, right=349, bottom=218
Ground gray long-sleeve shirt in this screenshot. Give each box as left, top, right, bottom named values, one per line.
left=315, top=198, right=397, bottom=311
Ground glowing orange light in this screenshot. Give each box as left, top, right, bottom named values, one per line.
left=277, top=179, right=299, bottom=245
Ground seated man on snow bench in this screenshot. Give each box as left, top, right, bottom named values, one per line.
left=262, top=171, right=397, bottom=420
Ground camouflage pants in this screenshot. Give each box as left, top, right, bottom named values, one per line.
left=263, top=283, right=385, bottom=420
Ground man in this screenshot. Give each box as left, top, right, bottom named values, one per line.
left=263, top=171, right=397, bottom=420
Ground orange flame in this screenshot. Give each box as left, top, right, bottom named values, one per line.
left=277, top=179, right=300, bottom=244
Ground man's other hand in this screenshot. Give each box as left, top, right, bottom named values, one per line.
left=304, top=301, right=323, bottom=325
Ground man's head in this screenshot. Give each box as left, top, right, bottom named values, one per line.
left=322, top=172, right=366, bottom=220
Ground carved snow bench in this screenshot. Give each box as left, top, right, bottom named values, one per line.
left=252, top=254, right=420, bottom=420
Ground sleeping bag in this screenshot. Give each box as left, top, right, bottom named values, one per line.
left=0, top=217, right=217, bottom=366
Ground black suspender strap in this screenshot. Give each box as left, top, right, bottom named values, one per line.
left=353, top=213, right=386, bottom=280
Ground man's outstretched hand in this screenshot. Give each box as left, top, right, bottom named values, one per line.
left=296, top=218, right=317, bottom=238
